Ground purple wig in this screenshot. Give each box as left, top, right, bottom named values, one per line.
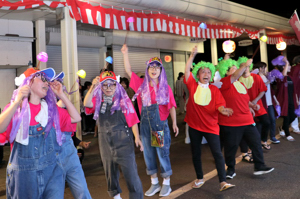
left=132, top=63, right=169, bottom=107
left=266, top=69, right=284, bottom=83
left=271, top=55, right=286, bottom=66
left=93, top=80, right=135, bottom=120
left=9, top=72, right=63, bottom=145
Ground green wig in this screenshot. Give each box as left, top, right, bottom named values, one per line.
left=192, top=61, right=216, bottom=82
left=217, top=59, right=239, bottom=78
left=237, top=56, right=253, bottom=70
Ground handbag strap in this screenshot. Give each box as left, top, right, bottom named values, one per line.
left=146, top=105, right=165, bottom=132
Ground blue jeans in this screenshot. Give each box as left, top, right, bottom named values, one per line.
left=140, top=104, right=172, bottom=178
left=6, top=124, right=65, bottom=199
left=60, top=132, right=91, bottom=199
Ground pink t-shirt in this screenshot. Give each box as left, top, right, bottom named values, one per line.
left=130, top=72, right=177, bottom=121
left=85, top=97, right=139, bottom=128
left=0, top=102, right=77, bottom=144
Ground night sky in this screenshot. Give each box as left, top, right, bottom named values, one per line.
left=228, top=1, right=299, bottom=18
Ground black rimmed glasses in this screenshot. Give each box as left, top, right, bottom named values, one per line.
left=102, top=83, right=116, bottom=90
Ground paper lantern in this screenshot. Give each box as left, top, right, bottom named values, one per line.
left=37, top=52, right=48, bottom=62
left=77, top=69, right=86, bottom=79
left=276, top=41, right=287, bottom=51
left=222, top=40, right=236, bottom=54
left=105, top=56, right=113, bottom=64
left=199, top=22, right=207, bottom=29
left=164, top=55, right=172, bottom=63
left=127, top=17, right=134, bottom=23
left=260, top=35, right=268, bottom=42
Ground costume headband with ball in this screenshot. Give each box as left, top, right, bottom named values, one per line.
left=192, top=61, right=216, bottom=82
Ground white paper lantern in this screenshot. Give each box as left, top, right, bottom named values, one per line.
left=222, top=40, right=236, bottom=54
left=276, top=41, right=287, bottom=51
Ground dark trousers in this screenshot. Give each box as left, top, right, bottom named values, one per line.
left=256, top=114, right=270, bottom=142
left=282, top=104, right=296, bottom=137
left=189, top=127, right=226, bottom=182
left=267, top=105, right=277, bottom=139
left=220, top=125, right=265, bottom=173
left=0, top=146, right=3, bottom=164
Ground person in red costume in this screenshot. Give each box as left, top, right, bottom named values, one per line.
left=238, top=57, right=271, bottom=150
left=184, top=46, right=235, bottom=192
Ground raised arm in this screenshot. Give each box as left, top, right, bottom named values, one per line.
left=282, top=57, right=290, bottom=77
left=83, top=76, right=99, bottom=108
left=230, top=59, right=253, bottom=83
left=0, top=85, right=30, bottom=133
left=185, top=46, right=198, bottom=82
left=121, top=44, right=132, bottom=78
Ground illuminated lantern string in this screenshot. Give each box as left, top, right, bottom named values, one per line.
left=199, top=22, right=207, bottom=29
left=276, top=41, right=287, bottom=51
left=222, top=40, right=236, bottom=54
left=77, top=69, right=86, bottom=79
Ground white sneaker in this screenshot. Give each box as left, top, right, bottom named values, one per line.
left=279, top=130, right=286, bottom=137
left=185, top=137, right=191, bottom=144
left=145, top=183, right=161, bottom=197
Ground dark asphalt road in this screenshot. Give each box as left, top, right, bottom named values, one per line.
left=1, top=115, right=300, bottom=199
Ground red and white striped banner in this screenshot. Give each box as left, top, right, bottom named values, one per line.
left=0, top=0, right=299, bottom=45
left=0, top=0, right=65, bottom=10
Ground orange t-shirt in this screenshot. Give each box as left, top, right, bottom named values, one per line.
left=219, top=75, right=254, bottom=126
left=184, top=72, right=226, bottom=135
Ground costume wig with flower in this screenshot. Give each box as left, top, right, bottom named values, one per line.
left=217, top=59, right=239, bottom=78
left=92, top=71, right=135, bottom=120
left=9, top=68, right=63, bottom=145
left=237, top=56, right=253, bottom=70
left=132, top=57, right=169, bottom=107
left=192, top=61, right=216, bottom=82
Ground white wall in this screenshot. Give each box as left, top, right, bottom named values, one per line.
left=0, top=69, right=16, bottom=111
left=0, top=19, right=33, bottom=67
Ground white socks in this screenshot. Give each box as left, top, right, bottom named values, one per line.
left=163, top=178, right=170, bottom=185
left=151, top=177, right=170, bottom=185
left=113, top=194, right=122, bottom=199
left=151, top=177, right=159, bottom=185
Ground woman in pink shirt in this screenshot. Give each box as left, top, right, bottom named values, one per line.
left=121, top=44, right=179, bottom=197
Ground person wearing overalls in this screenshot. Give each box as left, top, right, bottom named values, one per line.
left=0, top=68, right=84, bottom=198
left=84, top=71, right=144, bottom=199
left=121, top=44, right=179, bottom=197
left=53, top=72, right=92, bottom=199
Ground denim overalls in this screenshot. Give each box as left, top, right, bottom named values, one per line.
left=140, top=104, right=172, bottom=178
left=98, top=103, right=143, bottom=198
left=6, top=125, right=92, bottom=199
left=60, top=132, right=91, bottom=199
left=6, top=124, right=65, bottom=199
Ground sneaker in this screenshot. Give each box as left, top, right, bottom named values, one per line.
left=253, top=166, right=274, bottom=175
left=145, top=183, right=161, bottom=197
left=185, top=137, right=191, bottom=144
left=226, top=170, right=236, bottom=179
left=82, top=131, right=89, bottom=136
left=159, top=184, right=172, bottom=197
left=270, top=137, right=280, bottom=144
